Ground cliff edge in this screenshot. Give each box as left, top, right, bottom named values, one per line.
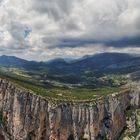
left=0, top=79, right=140, bottom=140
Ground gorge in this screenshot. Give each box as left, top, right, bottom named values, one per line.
left=0, top=79, right=140, bottom=140
left=0, top=0, right=140, bottom=138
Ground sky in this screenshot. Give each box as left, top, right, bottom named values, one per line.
left=0, top=0, right=140, bottom=61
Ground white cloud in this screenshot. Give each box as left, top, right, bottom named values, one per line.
left=0, top=0, right=140, bottom=60
left=5, top=44, right=139, bottom=61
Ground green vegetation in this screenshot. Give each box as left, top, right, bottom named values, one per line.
left=125, top=107, right=136, bottom=118
left=119, top=108, right=140, bottom=140
left=99, top=75, right=131, bottom=87
left=0, top=67, right=129, bottom=101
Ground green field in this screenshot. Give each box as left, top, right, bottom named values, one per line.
left=0, top=67, right=129, bottom=101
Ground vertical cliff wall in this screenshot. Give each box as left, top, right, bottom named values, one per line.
left=0, top=79, right=139, bottom=140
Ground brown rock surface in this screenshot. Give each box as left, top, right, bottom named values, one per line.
left=0, top=79, right=139, bottom=140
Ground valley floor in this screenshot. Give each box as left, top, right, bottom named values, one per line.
left=0, top=73, right=128, bottom=101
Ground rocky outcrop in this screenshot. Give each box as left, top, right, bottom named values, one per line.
left=120, top=109, right=140, bottom=140
left=0, top=79, right=140, bottom=140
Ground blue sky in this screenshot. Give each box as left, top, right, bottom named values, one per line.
left=0, top=0, right=140, bottom=60
left=24, top=28, right=32, bottom=39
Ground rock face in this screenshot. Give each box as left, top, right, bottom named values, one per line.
left=0, top=79, right=140, bottom=140
left=120, top=109, right=140, bottom=140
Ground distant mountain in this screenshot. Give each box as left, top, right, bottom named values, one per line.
left=0, top=53, right=140, bottom=75
left=44, top=53, right=140, bottom=84
left=46, top=58, right=69, bottom=67
left=0, top=53, right=140, bottom=86
left=71, top=53, right=133, bottom=70
left=46, top=53, right=139, bottom=75
left=46, top=57, right=75, bottom=64
left=0, top=55, right=47, bottom=71
left=0, top=55, right=28, bottom=67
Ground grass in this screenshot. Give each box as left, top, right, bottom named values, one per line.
left=0, top=68, right=129, bottom=101
left=47, top=87, right=124, bottom=100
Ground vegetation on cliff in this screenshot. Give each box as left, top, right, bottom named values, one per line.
left=119, top=108, right=140, bottom=140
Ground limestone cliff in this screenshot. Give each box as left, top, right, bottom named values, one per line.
left=0, top=79, right=140, bottom=140
left=119, top=108, right=140, bottom=140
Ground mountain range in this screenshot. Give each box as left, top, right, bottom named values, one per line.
left=1, top=53, right=140, bottom=72
left=0, top=53, right=140, bottom=87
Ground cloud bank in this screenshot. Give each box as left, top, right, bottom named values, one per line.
left=0, top=0, right=140, bottom=60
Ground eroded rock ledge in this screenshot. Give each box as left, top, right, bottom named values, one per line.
left=0, top=79, right=140, bottom=140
